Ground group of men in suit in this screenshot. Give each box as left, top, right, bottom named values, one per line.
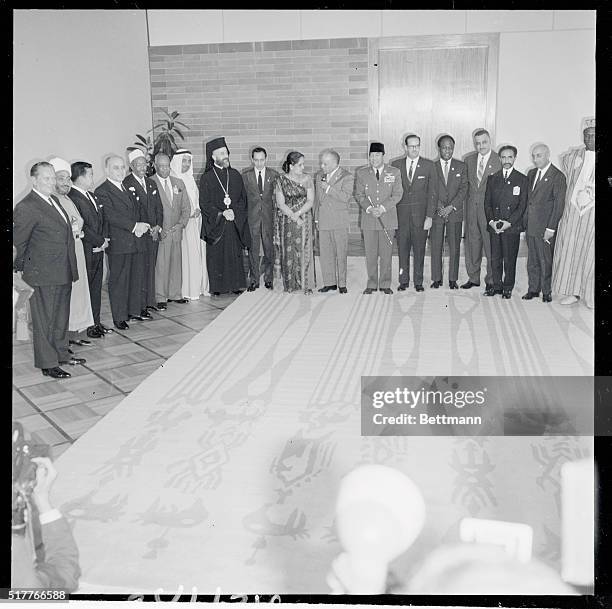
left=13, top=151, right=193, bottom=379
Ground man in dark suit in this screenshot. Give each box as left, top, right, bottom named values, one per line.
left=124, top=150, right=163, bottom=318
left=462, top=129, right=502, bottom=291
left=391, top=134, right=437, bottom=292
left=522, top=144, right=567, bottom=303
left=13, top=162, right=82, bottom=378
left=94, top=155, right=150, bottom=330
left=68, top=161, right=111, bottom=339
left=483, top=145, right=528, bottom=299
left=430, top=135, right=468, bottom=289
left=242, top=146, right=278, bottom=290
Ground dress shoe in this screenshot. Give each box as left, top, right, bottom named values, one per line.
left=140, top=309, right=153, bottom=319
left=146, top=304, right=159, bottom=311
left=128, top=314, right=146, bottom=322
left=168, top=298, right=189, bottom=304
left=502, top=290, right=512, bottom=299
left=97, top=323, right=114, bottom=334
left=415, top=285, right=424, bottom=293
left=212, top=292, right=221, bottom=297
left=542, top=293, right=552, bottom=303
left=339, top=287, right=347, bottom=294
left=156, top=302, right=168, bottom=310
left=114, top=320, right=129, bottom=330
left=68, top=348, right=74, bottom=355
left=232, top=290, right=244, bottom=295
left=484, top=287, right=501, bottom=296
left=247, top=284, right=257, bottom=292
left=264, top=282, right=273, bottom=290
left=431, top=281, right=441, bottom=289
left=461, top=281, right=480, bottom=289
left=522, top=291, right=539, bottom=300
left=42, top=367, right=71, bottom=379
left=363, top=288, right=375, bottom=295
left=69, top=339, right=91, bottom=346
left=381, top=288, right=394, bottom=295
left=59, top=357, right=86, bottom=366
left=397, top=283, right=409, bottom=291
left=449, top=281, right=458, bottom=290
left=318, top=285, right=337, bottom=293
left=87, top=326, right=103, bottom=339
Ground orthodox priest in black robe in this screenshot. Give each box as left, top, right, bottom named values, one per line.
left=199, top=137, right=251, bottom=295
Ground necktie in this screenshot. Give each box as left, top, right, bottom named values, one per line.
left=533, top=170, right=541, bottom=191
left=87, top=191, right=99, bottom=212
left=141, top=178, right=147, bottom=193
left=477, top=157, right=484, bottom=183
left=409, top=160, right=415, bottom=182
left=164, top=179, right=172, bottom=203
left=49, top=196, right=67, bottom=223
left=376, top=169, right=380, bottom=181
left=443, top=161, right=449, bottom=184
left=257, top=171, right=263, bottom=195
left=504, top=170, right=508, bottom=181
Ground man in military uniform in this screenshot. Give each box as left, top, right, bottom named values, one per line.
left=355, top=143, right=403, bottom=294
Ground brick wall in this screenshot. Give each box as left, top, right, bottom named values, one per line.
left=149, top=38, right=369, bottom=234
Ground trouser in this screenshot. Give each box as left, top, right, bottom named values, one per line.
left=527, top=234, right=555, bottom=295
left=490, top=231, right=520, bottom=291
left=430, top=220, right=462, bottom=283
left=397, top=211, right=427, bottom=286
left=29, top=283, right=72, bottom=369
left=128, top=250, right=146, bottom=316
left=107, top=252, right=132, bottom=323
left=85, top=251, right=103, bottom=326
left=363, top=230, right=393, bottom=289
left=319, top=228, right=348, bottom=287
left=464, top=204, right=493, bottom=285
left=144, top=237, right=159, bottom=307
left=248, top=221, right=274, bottom=286
left=156, top=240, right=183, bottom=301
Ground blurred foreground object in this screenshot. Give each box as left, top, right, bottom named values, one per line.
left=459, top=517, right=533, bottom=563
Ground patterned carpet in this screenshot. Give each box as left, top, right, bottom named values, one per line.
left=51, top=257, right=593, bottom=594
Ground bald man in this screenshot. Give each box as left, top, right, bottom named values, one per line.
left=522, top=144, right=567, bottom=303
left=94, top=155, right=150, bottom=329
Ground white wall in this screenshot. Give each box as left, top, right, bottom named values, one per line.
left=13, top=10, right=152, bottom=200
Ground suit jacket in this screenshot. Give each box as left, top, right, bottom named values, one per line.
left=433, top=158, right=468, bottom=224
left=241, top=167, right=278, bottom=234
left=484, top=169, right=529, bottom=234
left=123, top=173, right=163, bottom=252
left=67, top=187, right=105, bottom=264
left=354, top=164, right=402, bottom=231
left=94, top=179, right=138, bottom=256
left=391, top=156, right=437, bottom=223
left=313, top=166, right=354, bottom=230
left=151, top=174, right=191, bottom=243
left=525, top=164, right=567, bottom=238
left=466, top=150, right=502, bottom=211
left=13, top=190, right=78, bottom=286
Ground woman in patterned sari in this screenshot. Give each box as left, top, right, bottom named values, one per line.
left=274, top=151, right=316, bottom=294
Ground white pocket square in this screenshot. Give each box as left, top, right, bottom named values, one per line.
left=417, top=175, right=425, bottom=179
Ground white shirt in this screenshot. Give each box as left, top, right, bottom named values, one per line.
left=73, top=184, right=99, bottom=211
left=324, top=166, right=340, bottom=193
left=159, top=176, right=173, bottom=196
left=406, top=156, right=420, bottom=177
left=477, top=150, right=492, bottom=168
left=108, top=178, right=125, bottom=191
left=502, top=167, right=514, bottom=180
left=255, top=167, right=266, bottom=185
left=34, top=188, right=67, bottom=222
left=439, top=158, right=452, bottom=171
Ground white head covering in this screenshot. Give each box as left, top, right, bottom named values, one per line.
left=170, top=149, right=198, bottom=210
left=128, top=149, right=146, bottom=164
left=48, top=157, right=71, bottom=176
left=582, top=116, right=595, bottom=130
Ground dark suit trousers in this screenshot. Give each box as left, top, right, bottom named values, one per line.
left=248, top=220, right=274, bottom=286
left=465, top=203, right=493, bottom=285
left=490, top=232, right=520, bottom=291
left=430, top=221, right=462, bottom=282
left=128, top=250, right=146, bottom=316
left=527, top=235, right=555, bottom=295
left=85, top=251, right=103, bottom=326
left=397, top=209, right=427, bottom=286
left=29, top=284, right=72, bottom=369
left=363, top=230, right=392, bottom=289
left=143, top=238, right=159, bottom=307
left=107, top=253, right=132, bottom=322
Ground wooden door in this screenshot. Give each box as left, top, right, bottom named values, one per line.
left=369, top=35, right=498, bottom=162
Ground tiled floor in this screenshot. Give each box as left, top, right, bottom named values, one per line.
left=12, top=286, right=238, bottom=458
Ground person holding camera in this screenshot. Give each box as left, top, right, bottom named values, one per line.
left=12, top=424, right=81, bottom=591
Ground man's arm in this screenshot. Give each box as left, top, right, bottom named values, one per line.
left=95, top=190, right=136, bottom=232
left=177, top=189, right=191, bottom=229
left=508, top=177, right=528, bottom=228
left=386, top=171, right=403, bottom=211
left=354, top=171, right=369, bottom=212
left=425, top=163, right=438, bottom=218
left=69, top=194, right=105, bottom=248
left=547, top=172, right=567, bottom=232
left=13, top=202, right=35, bottom=273
left=449, top=167, right=468, bottom=215
left=327, top=173, right=355, bottom=204
left=484, top=178, right=495, bottom=224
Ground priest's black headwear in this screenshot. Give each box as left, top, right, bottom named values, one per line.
left=205, top=137, right=230, bottom=172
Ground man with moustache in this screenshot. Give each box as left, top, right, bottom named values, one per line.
left=462, top=129, right=501, bottom=291
left=69, top=161, right=111, bottom=338
left=13, top=162, right=79, bottom=378
left=151, top=153, right=191, bottom=308
left=124, top=149, right=164, bottom=315
left=314, top=149, right=354, bottom=294
left=242, top=147, right=278, bottom=291
left=95, top=155, right=150, bottom=330
left=355, top=142, right=403, bottom=294
left=483, top=145, right=528, bottom=299
left=391, top=134, right=436, bottom=293
left=430, top=135, right=467, bottom=290
left=522, top=144, right=567, bottom=303
left=199, top=137, right=251, bottom=296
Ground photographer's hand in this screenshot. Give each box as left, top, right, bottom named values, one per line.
left=31, top=457, right=57, bottom=514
